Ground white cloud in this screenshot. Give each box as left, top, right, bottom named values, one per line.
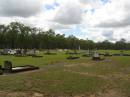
left=78, top=0, right=130, bottom=42
left=79, top=0, right=102, bottom=9
left=53, top=1, right=82, bottom=25
left=102, top=30, right=116, bottom=41
left=0, top=0, right=43, bottom=17
left=92, top=0, right=130, bottom=27
left=0, top=0, right=130, bottom=42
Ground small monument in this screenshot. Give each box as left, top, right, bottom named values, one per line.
left=92, top=52, right=101, bottom=60
left=0, top=65, right=3, bottom=75
left=4, top=61, right=12, bottom=73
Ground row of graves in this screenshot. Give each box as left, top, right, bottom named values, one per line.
left=66, top=49, right=130, bottom=61
left=99, top=50, right=130, bottom=57
left=0, top=61, right=39, bottom=75
left=112, top=50, right=130, bottom=56
left=66, top=50, right=98, bottom=60
left=66, top=50, right=104, bottom=61
left=0, top=49, right=43, bottom=57
left=82, top=50, right=130, bottom=61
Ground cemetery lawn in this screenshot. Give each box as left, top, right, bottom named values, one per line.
left=0, top=50, right=130, bottom=96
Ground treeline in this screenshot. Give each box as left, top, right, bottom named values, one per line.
left=0, top=22, right=130, bottom=50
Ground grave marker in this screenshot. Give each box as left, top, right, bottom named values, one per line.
left=4, top=61, right=12, bottom=73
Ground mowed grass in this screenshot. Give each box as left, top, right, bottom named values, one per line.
left=0, top=50, right=130, bottom=96
left=0, top=52, right=67, bottom=67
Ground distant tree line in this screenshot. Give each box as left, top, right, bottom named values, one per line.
left=0, top=22, right=130, bottom=50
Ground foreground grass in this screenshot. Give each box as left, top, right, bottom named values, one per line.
left=0, top=70, right=106, bottom=96
left=0, top=50, right=130, bottom=96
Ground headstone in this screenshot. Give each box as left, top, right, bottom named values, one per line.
left=92, top=52, right=101, bottom=60
left=9, top=49, right=16, bottom=55
left=0, top=65, right=3, bottom=75
left=94, top=52, right=99, bottom=57
left=4, top=61, right=12, bottom=73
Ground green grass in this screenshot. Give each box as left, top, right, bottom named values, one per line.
left=0, top=50, right=130, bottom=96
left=0, top=63, right=106, bottom=96
left=98, top=49, right=130, bottom=54
left=0, top=52, right=67, bottom=67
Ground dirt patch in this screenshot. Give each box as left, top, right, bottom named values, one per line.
left=96, top=89, right=125, bottom=97
left=64, top=63, right=94, bottom=68
left=103, top=59, right=112, bottom=62
left=32, top=92, right=44, bottom=97
left=65, top=70, right=108, bottom=79
left=0, top=90, right=126, bottom=97
left=0, top=91, right=44, bottom=97
left=65, top=69, right=130, bottom=80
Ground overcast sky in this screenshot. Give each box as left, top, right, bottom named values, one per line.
left=0, top=0, right=130, bottom=42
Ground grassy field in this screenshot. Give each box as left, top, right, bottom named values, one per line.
left=0, top=50, right=130, bottom=97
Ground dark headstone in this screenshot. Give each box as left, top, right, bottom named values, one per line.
left=0, top=65, right=3, bottom=75
left=4, top=61, right=12, bottom=73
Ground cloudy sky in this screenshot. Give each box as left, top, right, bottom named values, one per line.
left=0, top=0, right=130, bottom=42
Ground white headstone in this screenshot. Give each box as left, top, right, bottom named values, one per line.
left=93, top=52, right=99, bottom=57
